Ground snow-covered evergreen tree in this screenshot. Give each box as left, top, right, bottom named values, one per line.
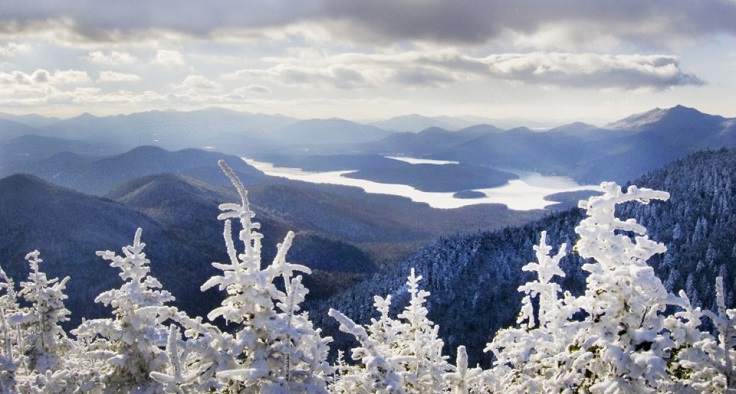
left=329, top=268, right=452, bottom=393
left=201, top=160, right=332, bottom=393
left=484, top=232, right=575, bottom=393
left=72, top=228, right=175, bottom=392
left=0, top=267, right=19, bottom=392
left=443, top=345, right=482, bottom=394
left=12, top=251, right=73, bottom=374
left=703, top=276, right=736, bottom=391
left=148, top=324, right=198, bottom=392
left=1, top=252, right=101, bottom=393
left=486, top=182, right=729, bottom=393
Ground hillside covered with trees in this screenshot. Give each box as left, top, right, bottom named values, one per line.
left=1, top=158, right=735, bottom=392
left=312, top=147, right=736, bottom=368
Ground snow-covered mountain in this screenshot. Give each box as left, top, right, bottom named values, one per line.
left=312, top=146, right=736, bottom=367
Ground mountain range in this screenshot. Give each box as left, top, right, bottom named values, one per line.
left=0, top=142, right=542, bottom=325
left=2, top=104, right=736, bottom=353
left=4, top=105, right=736, bottom=186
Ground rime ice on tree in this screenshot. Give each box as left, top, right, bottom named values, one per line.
left=13, top=251, right=73, bottom=374
left=329, top=268, right=458, bottom=393
left=72, top=228, right=175, bottom=392
left=201, top=160, right=332, bottom=393
left=486, top=182, right=730, bottom=393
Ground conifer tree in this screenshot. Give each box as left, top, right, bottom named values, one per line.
left=0, top=267, right=19, bottom=392
left=72, top=228, right=174, bottom=392
left=703, top=277, right=736, bottom=391
left=12, top=251, right=73, bottom=374
left=329, top=269, right=451, bottom=393
left=2, top=252, right=100, bottom=393
left=486, top=182, right=727, bottom=393
left=201, top=160, right=332, bottom=393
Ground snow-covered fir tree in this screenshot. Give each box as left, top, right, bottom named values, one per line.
left=485, top=182, right=732, bottom=393
left=200, top=160, right=332, bottom=393
left=0, top=267, right=18, bottom=392
left=72, top=228, right=175, bottom=392
left=0, top=252, right=100, bottom=393
left=12, top=251, right=73, bottom=374
left=329, top=268, right=457, bottom=393
left=703, top=277, right=736, bottom=391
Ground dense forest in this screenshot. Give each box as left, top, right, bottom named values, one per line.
left=310, top=147, right=736, bottom=367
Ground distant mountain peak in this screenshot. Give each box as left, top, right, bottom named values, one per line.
left=606, top=105, right=711, bottom=130
left=1, top=172, right=46, bottom=186
left=371, top=114, right=482, bottom=133
left=0, top=173, right=80, bottom=202
left=75, top=112, right=99, bottom=120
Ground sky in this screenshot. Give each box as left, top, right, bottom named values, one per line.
left=1, top=1, right=736, bottom=125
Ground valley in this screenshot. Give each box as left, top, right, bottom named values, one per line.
left=1, top=105, right=736, bottom=352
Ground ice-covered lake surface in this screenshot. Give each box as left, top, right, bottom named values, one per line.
left=243, top=157, right=598, bottom=211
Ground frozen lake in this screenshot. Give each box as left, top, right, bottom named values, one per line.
left=243, top=157, right=598, bottom=211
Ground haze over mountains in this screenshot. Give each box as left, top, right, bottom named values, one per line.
left=4, top=104, right=735, bottom=187
left=2, top=104, right=736, bottom=340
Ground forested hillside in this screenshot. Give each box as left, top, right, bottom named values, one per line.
left=1, top=158, right=734, bottom=392
left=619, top=148, right=736, bottom=309
left=310, top=147, right=736, bottom=367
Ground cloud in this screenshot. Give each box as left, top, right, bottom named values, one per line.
left=50, top=69, right=91, bottom=84
left=480, top=53, right=704, bottom=89
left=0, top=0, right=736, bottom=49
left=0, top=42, right=27, bottom=58
left=0, top=1, right=321, bottom=41
left=243, top=85, right=271, bottom=94
left=228, top=50, right=701, bottom=91
left=0, top=69, right=93, bottom=110
left=391, top=68, right=455, bottom=87
left=0, top=69, right=90, bottom=86
left=319, top=0, right=736, bottom=48
left=154, top=49, right=185, bottom=67
left=1, top=1, right=735, bottom=48
left=348, top=50, right=703, bottom=90
left=177, top=75, right=223, bottom=91
left=98, top=71, right=141, bottom=82
left=226, top=64, right=370, bottom=89
left=87, top=50, right=137, bottom=65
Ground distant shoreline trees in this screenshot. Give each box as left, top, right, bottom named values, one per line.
left=0, top=162, right=734, bottom=392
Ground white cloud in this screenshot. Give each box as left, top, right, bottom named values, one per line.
left=225, top=50, right=701, bottom=91
left=50, top=69, right=91, bottom=84
left=479, top=53, right=703, bottom=89
left=244, top=84, right=270, bottom=94
left=177, top=75, right=223, bottom=91
left=0, top=70, right=32, bottom=85
left=87, top=50, right=137, bottom=65
left=225, top=63, right=371, bottom=89
left=154, top=49, right=185, bottom=67
left=98, top=71, right=142, bottom=82
left=231, top=85, right=271, bottom=95
left=0, top=42, right=28, bottom=58
left=0, top=69, right=90, bottom=86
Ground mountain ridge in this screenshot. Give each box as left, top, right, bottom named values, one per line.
left=311, top=146, right=736, bottom=367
